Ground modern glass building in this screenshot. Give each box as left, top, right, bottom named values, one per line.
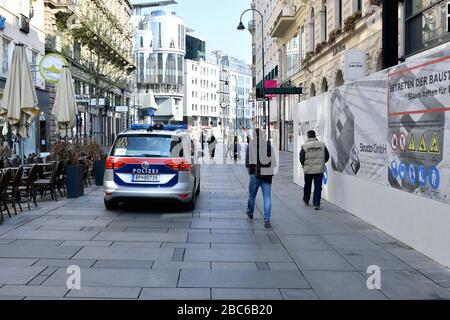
left=135, top=10, right=186, bottom=123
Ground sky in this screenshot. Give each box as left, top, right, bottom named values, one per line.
left=141, top=0, right=253, bottom=64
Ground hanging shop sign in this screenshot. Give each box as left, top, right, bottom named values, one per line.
left=39, top=53, right=67, bottom=83
left=76, top=94, right=90, bottom=103
left=0, top=16, right=6, bottom=30
left=115, top=106, right=129, bottom=112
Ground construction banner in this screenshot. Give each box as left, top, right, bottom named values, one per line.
left=388, top=52, right=450, bottom=204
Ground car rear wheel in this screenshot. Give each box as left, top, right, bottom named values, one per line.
left=195, top=178, right=200, bottom=195
left=104, top=199, right=119, bottom=210
left=186, top=187, right=196, bottom=211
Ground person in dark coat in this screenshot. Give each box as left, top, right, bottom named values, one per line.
left=233, top=136, right=240, bottom=161
left=207, top=134, right=216, bottom=159
left=199, top=131, right=205, bottom=157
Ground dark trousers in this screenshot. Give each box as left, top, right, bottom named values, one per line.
left=303, top=173, right=324, bottom=206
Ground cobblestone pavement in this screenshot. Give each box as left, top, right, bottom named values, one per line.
left=0, top=151, right=449, bottom=300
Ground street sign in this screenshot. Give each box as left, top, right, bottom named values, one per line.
left=256, top=87, right=303, bottom=98
left=115, top=106, right=129, bottom=112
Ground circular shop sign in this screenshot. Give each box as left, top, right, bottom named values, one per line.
left=39, top=53, right=67, bottom=83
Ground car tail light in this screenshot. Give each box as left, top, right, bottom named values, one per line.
left=166, top=160, right=191, bottom=171
left=105, top=157, right=127, bottom=170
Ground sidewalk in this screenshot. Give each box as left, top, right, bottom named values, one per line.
left=0, top=151, right=449, bottom=299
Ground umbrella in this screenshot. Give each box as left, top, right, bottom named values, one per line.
left=51, top=65, right=77, bottom=139
left=0, top=43, right=39, bottom=163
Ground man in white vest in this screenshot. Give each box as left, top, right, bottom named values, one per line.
left=299, top=130, right=329, bottom=210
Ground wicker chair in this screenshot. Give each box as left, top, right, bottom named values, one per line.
left=6, top=166, right=24, bottom=215
left=0, top=168, right=12, bottom=221
left=18, top=164, right=38, bottom=210
left=34, top=161, right=63, bottom=201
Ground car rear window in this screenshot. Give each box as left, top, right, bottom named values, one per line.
left=111, top=134, right=184, bottom=158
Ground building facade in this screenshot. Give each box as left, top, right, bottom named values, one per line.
left=133, top=10, right=186, bottom=124
left=44, top=0, right=134, bottom=147
left=0, top=0, right=48, bottom=154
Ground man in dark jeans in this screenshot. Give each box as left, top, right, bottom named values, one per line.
left=299, top=130, right=329, bottom=210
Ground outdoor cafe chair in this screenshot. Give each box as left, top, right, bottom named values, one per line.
left=18, top=164, right=38, bottom=210
left=11, top=158, right=19, bottom=167
left=34, top=161, right=63, bottom=202
left=6, top=166, right=24, bottom=215
left=0, top=168, right=12, bottom=221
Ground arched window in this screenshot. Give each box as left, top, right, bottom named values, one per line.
left=334, top=0, right=343, bottom=29
left=335, top=70, right=344, bottom=87
left=310, top=83, right=316, bottom=97
left=321, top=0, right=327, bottom=43
left=321, top=78, right=328, bottom=93
left=310, top=8, right=316, bottom=52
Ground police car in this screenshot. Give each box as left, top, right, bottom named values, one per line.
left=103, top=123, right=200, bottom=210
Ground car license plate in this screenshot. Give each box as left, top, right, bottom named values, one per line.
left=132, top=174, right=160, bottom=182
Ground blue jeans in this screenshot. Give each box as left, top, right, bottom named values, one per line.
left=303, top=173, right=324, bottom=207
left=247, top=174, right=272, bottom=222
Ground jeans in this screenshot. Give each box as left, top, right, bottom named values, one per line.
left=247, top=174, right=272, bottom=222
left=303, top=173, right=324, bottom=207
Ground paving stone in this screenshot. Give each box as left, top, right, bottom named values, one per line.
left=40, top=267, right=60, bottom=277
left=73, top=246, right=174, bottom=261
left=302, top=271, right=387, bottom=300
left=152, top=261, right=211, bottom=270
left=0, top=266, right=46, bottom=285
left=191, top=219, right=266, bottom=230
left=109, top=220, right=190, bottom=229
left=280, top=289, right=319, bottom=300
left=161, top=242, right=210, bottom=249
left=67, top=287, right=141, bottom=299
left=211, top=228, right=254, bottom=234
left=279, top=235, right=332, bottom=250
left=322, top=234, right=382, bottom=250
left=27, top=275, right=49, bottom=286
left=124, top=227, right=169, bottom=233
left=37, top=226, right=84, bottom=231
left=92, top=260, right=153, bottom=269
left=290, top=250, right=356, bottom=271
left=179, top=270, right=309, bottom=289
left=33, top=259, right=96, bottom=268
left=140, top=288, right=210, bottom=300
left=0, top=258, right=37, bottom=266
left=0, top=245, right=81, bottom=259
left=212, top=288, right=283, bottom=300
left=168, top=228, right=211, bottom=234
left=340, top=249, right=413, bottom=271
left=387, top=248, right=432, bottom=262
left=11, top=240, right=64, bottom=246
left=93, top=231, right=187, bottom=243
left=112, top=241, right=162, bottom=248
left=188, top=233, right=271, bottom=244
left=418, top=269, right=450, bottom=288
left=268, top=263, right=299, bottom=271
left=61, top=240, right=113, bottom=247
left=0, top=230, right=98, bottom=241
left=211, top=243, right=260, bottom=249
left=212, top=262, right=257, bottom=270
left=379, top=270, right=450, bottom=299
left=184, top=248, right=293, bottom=262
left=44, top=268, right=179, bottom=287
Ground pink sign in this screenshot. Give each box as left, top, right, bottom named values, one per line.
left=264, top=80, right=278, bottom=99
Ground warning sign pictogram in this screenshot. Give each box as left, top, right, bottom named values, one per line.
left=391, top=133, right=398, bottom=151
left=418, top=134, right=427, bottom=152
left=408, top=134, right=416, bottom=151
left=399, top=132, right=406, bottom=151
left=429, top=133, right=440, bottom=154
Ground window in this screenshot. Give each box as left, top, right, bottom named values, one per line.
left=2, top=37, right=10, bottom=76
left=321, top=0, right=328, bottom=42
left=286, top=33, right=299, bottom=78
left=335, top=0, right=343, bottom=29
left=300, top=26, right=306, bottom=61
left=140, top=36, right=144, bottom=48
left=405, top=0, right=449, bottom=56
left=310, top=8, right=316, bottom=52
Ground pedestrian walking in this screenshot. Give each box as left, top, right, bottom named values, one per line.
left=199, top=131, right=205, bottom=157
left=207, top=133, right=216, bottom=159
left=299, top=130, right=330, bottom=210
left=233, top=136, right=240, bottom=161
left=245, top=129, right=276, bottom=228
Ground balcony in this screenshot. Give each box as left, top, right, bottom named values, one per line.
left=269, top=5, right=297, bottom=38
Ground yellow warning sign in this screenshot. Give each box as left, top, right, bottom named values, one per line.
left=408, top=134, right=416, bottom=151
left=429, top=133, right=440, bottom=154
left=418, top=134, right=427, bottom=152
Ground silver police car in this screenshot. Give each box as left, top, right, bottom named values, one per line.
left=103, top=124, right=200, bottom=210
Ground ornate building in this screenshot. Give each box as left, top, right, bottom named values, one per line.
left=44, top=0, right=135, bottom=147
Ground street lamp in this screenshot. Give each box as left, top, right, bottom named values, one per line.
left=225, top=74, right=239, bottom=138
left=237, top=8, right=268, bottom=140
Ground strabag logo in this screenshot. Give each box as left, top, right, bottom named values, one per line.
left=360, top=143, right=387, bottom=154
